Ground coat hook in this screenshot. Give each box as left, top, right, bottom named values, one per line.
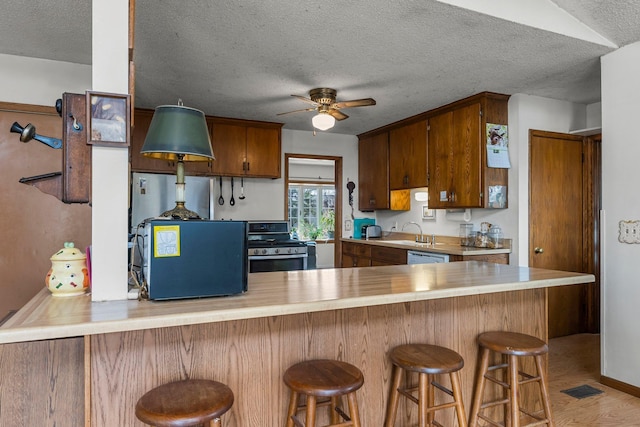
left=68, top=114, right=83, bottom=131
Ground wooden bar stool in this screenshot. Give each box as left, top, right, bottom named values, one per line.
left=469, top=331, right=554, bottom=427
left=283, top=359, right=364, bottom=427
left=385, top=344, right=468, bottom=427
left=135, top=379, right=234, bottom=427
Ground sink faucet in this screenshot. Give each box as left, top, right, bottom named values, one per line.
left=402, top=222, right=428, bottom=243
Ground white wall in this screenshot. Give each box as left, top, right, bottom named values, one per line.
left=601, top=41, right=640, bottom=388
left=0, top=54, right=91, bottom=105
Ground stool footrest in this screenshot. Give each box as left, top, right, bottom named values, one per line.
left=478, top=413, right=504, bottom=427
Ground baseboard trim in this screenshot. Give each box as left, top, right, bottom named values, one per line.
left=600, top=375, right=640, bottom=398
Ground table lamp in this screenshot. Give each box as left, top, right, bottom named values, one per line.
left=140, top=102, right=214, bottom=220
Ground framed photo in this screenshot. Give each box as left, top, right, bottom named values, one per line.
left=422, top=205, right=435, bottom=220
left=86, top=91, right=131, bottom=146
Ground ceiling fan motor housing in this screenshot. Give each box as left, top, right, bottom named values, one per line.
left=309, top=88, right=337, bottom=105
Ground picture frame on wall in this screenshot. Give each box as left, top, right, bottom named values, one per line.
left=422, top=205, right=435, bottom=220
left=86, top=91, right=131, bottom=146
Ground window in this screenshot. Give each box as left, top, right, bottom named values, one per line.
left=288, top=184, right=335, bottom=240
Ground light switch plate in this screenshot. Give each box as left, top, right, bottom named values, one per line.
left=618, top=220, right=640, bottom=244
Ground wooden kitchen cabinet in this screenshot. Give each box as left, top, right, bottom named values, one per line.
left=389, top=120, right=428, bottom=190
left=209, top=117, right=282, bottom=178
left=449, top=253, right=509, bottom=264
left=371, top=246, right=407, bottom=266
left=357, top=132, right=410, bottom=212
left=358, top=132, right=390, bottom=211
left=130, top=109, right=211, bottom=175
left=341, top=241, right=372, bottom=267
left=427, top=92, right=509, bottom=209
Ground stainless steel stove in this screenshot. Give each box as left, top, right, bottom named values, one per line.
left=247, top=221, right=308, bottom=272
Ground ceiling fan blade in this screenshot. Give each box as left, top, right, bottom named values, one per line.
left=276, top=107, right=316, bottom=116
left=291, top=94, right=318, bottom=106
left=328, top=109, right=349, bottom=121
left=332, top=98, right=376, bottom=109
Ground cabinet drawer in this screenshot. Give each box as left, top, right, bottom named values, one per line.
left=371, top=246, right=407, bottom=265
left=342, top=242, right=372, bottom=257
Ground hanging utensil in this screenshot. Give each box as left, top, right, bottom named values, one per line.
left=218, top=177, right=224, bottom=205
left=239, top=177, right=246, bottom=200
left=230, top=177, right=236, bottom=206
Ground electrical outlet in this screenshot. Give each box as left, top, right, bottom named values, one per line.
left=345, top=219, right=352, bottom=231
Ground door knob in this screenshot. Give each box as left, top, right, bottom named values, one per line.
left=534, top=247, right=544, bottom=254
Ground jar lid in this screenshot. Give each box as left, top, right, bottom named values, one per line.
left=50, top=242, right=86, bottom=261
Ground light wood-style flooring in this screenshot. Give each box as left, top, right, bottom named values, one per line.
left=549, top=333, right=640, bottom=426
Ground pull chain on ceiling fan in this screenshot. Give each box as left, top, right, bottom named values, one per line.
left=278, top=88, right=376, bottom=130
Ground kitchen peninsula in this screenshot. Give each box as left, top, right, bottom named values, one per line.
left=0, top=262, right=594, bottom=426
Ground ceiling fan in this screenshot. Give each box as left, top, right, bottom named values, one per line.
left=278, top=88, right=376, bottom=130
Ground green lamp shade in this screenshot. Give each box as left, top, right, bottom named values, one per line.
left=141, top=105, right=214, bottom=161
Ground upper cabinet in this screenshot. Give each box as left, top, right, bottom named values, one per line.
left=130, top=110, right=282, bottom=178
left=356, top=92, right=508, bottom=210
left=427, top=93, right=509, bottom=209
left=130, top=109, right=211, bottom=175
left=209, top=118, right=282, bottom=178
left=389, top=120, right=428, bottom=190
left=358, top=132, right=390, bottom=211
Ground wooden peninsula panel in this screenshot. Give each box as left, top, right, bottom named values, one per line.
left=91, top=289, right=546, bottom=426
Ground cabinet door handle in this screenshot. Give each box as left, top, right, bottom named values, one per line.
left=534, top=247, right=544, bottom=254
left=370, top=198, right=376, bottom=206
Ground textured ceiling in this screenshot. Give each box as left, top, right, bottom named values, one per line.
left=2, top=1, right=640, bottom=135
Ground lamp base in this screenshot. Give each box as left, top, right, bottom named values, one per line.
left=161, top=203, right=201, bottom=220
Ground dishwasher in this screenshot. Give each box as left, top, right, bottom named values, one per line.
left=407, top=250, right=450, bottom=264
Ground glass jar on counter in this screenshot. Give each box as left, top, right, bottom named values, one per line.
left=459, top=223, right=474, bottom=246
left=488, top=226, right=504, bottom=249
left=474, top=231, right=488, bottom=248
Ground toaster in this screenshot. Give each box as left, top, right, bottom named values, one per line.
left=365, top=225, right=382, bottom=239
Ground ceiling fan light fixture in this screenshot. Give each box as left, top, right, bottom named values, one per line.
left=312, top=112, right=335, bottom=131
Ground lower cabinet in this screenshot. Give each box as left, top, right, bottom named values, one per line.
left=342, top=242, right=509, bottom=267
left=449, top=253, right=509, bottom=264
left=371, top=246, right=408, bottom=266
left=342, top=242, right=372, bottom=267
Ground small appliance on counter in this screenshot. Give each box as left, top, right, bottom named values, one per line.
left=353, top=218, right=375, bottom=239
left=365, top=225, right=382, bottom=239
left=141, top=219, right=247, bottom=300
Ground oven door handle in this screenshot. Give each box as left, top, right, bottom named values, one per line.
left=248, top=253, right=308, bottom=260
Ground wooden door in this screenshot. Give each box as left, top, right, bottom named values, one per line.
left=246, top=126, right=281, bottom=178
left=450, top=103, right=482, bottom=207
left=389, top=120, right=427, bottom=189
left=358, top=132, right=389, bottom=210
left=427, top=111, right=453, bottom=208
left=529, top=130, right=598, bottom=338
left=210, top=122, right=246, bottom=176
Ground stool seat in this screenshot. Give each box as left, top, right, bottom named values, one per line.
left=284, top=359, right=364, bottom=397
left=478, top=331, right=548, bottom=356
left=469, top=331, right=553, bottom=427
left=385, top=344, right=468, bottom=427
left=135, top=379, right=234, bottom=427
left=390, top=343, right=464, bottom=374
left=284, top=359, right=364, bottom=427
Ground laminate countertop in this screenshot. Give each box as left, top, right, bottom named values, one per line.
left=0, top=262, right=593, bottom=344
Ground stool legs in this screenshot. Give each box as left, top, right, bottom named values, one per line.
left=385, top=366, right=467, bottom=427
left=469, top=347, right=490, bottom=427
left=469, top=349, right=554, bottom=427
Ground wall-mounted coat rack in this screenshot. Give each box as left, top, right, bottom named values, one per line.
left=12, top=93, right=91, bottom=204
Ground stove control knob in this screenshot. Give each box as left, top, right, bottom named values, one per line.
left=274, top=248, right=280, bottom=254
left=261, top=249, right=267, bottom=255
left=291, top=248, right=297, bottom=254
